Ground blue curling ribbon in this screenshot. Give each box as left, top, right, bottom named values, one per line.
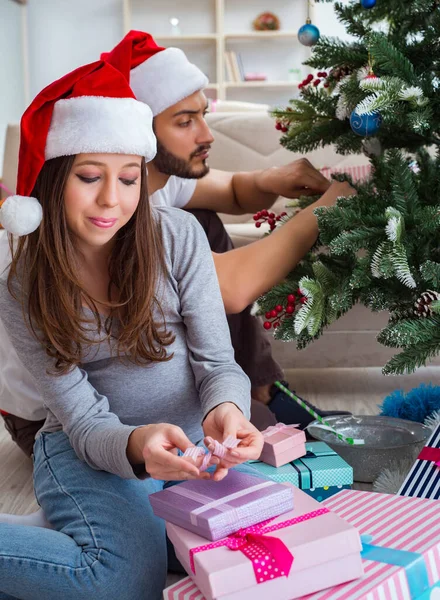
left=360, top=535, right=430, bottom=598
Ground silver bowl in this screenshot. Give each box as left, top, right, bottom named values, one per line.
left=307, top=415, right=432, bottom=483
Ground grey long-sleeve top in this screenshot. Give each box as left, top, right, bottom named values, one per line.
left=0, top=207, right=251, bottom=479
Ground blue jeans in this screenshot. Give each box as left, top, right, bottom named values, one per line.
left=0, top=431, right=259, bottom=600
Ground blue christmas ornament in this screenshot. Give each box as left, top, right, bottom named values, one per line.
left=361, top=0, right=376, bottom=7
left=350, top=109, right=382, bottom=136
left=298, top=20, right=320, bottom=47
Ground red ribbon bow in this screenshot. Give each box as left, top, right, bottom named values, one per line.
left=189, top=507, right=329, bottom=585
left=418, top=446, right=440, bottom=468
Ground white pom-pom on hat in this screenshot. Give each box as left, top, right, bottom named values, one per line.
left=0, top=195, right=43, bottom=236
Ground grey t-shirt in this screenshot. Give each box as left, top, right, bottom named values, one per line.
left=0, top=207, right=250, bottom=479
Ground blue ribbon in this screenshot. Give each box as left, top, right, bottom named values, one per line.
left=360, top=535, right=430, bottom=598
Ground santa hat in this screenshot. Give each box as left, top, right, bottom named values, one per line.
left=102, top=31, right=209, bottom=116
left=0, top=60, right=156, bottom=236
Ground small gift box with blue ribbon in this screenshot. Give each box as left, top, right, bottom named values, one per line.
left=398, top=423, right=440, bottom=500
left=249, top=441, right=353, bottom=502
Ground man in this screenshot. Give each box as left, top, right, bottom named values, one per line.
left=0, top=32, right=352, bottom=457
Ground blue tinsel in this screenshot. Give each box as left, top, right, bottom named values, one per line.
left=379, top=383, right=440, bottom=423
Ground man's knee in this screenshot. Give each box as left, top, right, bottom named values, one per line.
left=1, top=412, right=44, bottom=457
left=186, top=208, right=233, bottom=253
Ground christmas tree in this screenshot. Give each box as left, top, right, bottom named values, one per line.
left=257, top=0, right=440, bottom=376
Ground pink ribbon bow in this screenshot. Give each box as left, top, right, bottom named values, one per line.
left=262, top=422, right=300, bottom=439
left=183, top=436, right=240, bottom=472
left=189, top=507, right=329, bottom=584
left=418, top=446, right=440, bottom=468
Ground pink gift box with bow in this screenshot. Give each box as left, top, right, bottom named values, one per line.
left=259, top=423, right=307, bottom=467
left=166, top=485, right=363, bottom=600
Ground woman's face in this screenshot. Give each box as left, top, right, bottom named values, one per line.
left=64, top=153, right=142, bottom=251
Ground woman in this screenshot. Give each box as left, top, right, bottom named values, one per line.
left=0, top=60, right=262, bottom=600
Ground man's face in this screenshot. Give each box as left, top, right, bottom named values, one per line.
left=152, top=90, right=215, bottom=179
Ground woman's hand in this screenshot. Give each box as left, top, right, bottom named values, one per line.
left=202, top=402, right=264, bottom=481
left=127, top=423, right=211, bottom=481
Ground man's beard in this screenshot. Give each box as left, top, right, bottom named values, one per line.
left=153, top=140, right=210, bottom=179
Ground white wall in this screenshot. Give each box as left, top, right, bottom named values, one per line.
left=0, top=1, right=25, bottom=179
left=27, top=0, right=123, bottom=98
left=313, top=0, right=353, bottom=40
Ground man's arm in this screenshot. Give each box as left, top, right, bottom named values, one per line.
left=213, top=181, right=356, bottom=314
left=184, top=159, right=331, bottom=215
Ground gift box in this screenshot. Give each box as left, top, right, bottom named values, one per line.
left=302, top=489, right=440, bottom=599
left=259, top=423, right=306, bottom=467
left=163, top=576, right=440, bottom=600
left=166, top=486, right=363, bottom=600
left=250, top=441, right=353, bottom=501
left=163, top=577, right=204, bottom=600
left=150, top=469, right=294, bottom=541
left=398, top=423, right=440, bottom=500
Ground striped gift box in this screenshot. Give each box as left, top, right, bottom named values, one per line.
left=303, top=489, right=440, bottom=600
left=163, top=577, right=204, bottom=600
left=321, top=164, right=372, bottom=182
left=398, top=424, right=440, bottom=500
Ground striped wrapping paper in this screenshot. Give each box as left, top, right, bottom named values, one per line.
left=163, top=577, right=204, bottom=600
left=321, top=164, right=372, bottom=182
left=398, top=424, right=440, bottom=500
left=302, top=489, right=440, bottom=600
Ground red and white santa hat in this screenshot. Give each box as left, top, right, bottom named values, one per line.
left=101, top=31, right=209, bottom=116
left=0, top=60, right=156, bottom=236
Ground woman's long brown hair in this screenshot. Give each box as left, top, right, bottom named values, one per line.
left=7, top=155, right=175, bottom=374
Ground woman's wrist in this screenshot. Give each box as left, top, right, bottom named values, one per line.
left=126, top=425, right=149, bottom=465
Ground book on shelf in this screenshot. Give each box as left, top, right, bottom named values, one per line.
left=224, top=51, right=244, bottom=82
left=224, top=50, right=234, bottom=82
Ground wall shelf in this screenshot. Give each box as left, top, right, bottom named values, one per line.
left=123, top=0, right=312, bottom=104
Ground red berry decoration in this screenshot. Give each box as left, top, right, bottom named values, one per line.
left=275, top=122, right=282, bottom=130
left=275, top=304, right=283, bottom=313
left=273, top=322, right=279, bottom=329
left=286, top=305, right=295, bottom=314
left=287, top=294, right=296, bottom=303
left=265, top=311, right=272, bottom=319
left=281, top=126, right=288, bottom=132
left=253, top=208, right=286, bottom=231
left=263, top=321, right=272, bottom=330
left=300, top=296, right=308, bottom=304
left=313, top=79, right=321, bottom=87
left=270, top=309, right=277, bottom=318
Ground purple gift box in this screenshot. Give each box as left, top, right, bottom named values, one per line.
left=150, top=469, right=294, bottom=541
